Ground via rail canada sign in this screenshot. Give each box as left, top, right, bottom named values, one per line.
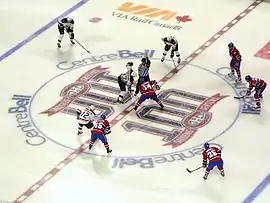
left=112, top=2, right=192, bottom=30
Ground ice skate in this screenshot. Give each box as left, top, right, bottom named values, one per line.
left=235, top=77, right=242, bottom=83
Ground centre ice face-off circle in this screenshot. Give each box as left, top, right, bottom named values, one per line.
left=29, top=52, right=240, bottom=169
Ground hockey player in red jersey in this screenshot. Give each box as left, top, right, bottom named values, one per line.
left=202, top=143, right=225, bottom=180
left=228, top=42, right=242, bottom=83
left=89, top=114, right=112, bottom=154
left=245, top=75, right=267, bottom=109
left=134, top=78, right=164, bottom=111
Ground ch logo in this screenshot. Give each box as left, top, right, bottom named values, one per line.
left=41, top=66, right=227, bottom=148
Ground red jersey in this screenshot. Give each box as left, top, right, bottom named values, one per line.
left=139, top=80, right=158, bottom=96
left=202, top=147, right=222, bottom=162
left=248, top=78, right=267, bottom=91
left=229, top=47, right=241, bottom=61
left=91, top=119, right=110, bottom=135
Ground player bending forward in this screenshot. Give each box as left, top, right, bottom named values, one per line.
left=202, top=143, right=225, bottom=180
left=161, top=36, right=181, bottom=65
left=117, top=62, right=137, bottom=103
left=57, top=17, right=75, bottom=48
left=89, top=114, right=112, bottom=154
left=134, top=78, right=164, bottom=111
left=245, top=75, right=267, bottom=109
left=228, top=42, right=242, bottom=83
left=76, top=105, right=96, bottom=135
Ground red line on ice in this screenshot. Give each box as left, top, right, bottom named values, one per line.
left=13, top=0, right=264, bottom=202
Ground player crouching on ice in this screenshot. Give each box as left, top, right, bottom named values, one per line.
left=89, top=114, right=112, bottom=154
left=245, top=75, right=267, bottom=109
left=134, top=78, right=164, bottom=111
left=161, top=36, right=181, bottom=65
left=202, top=142, right=225, bottom=180
left=76, top=105, right=96, bottom=135
left=117, top=62, right=137, bottom=103
left=57, top=17, right=75, bottom=48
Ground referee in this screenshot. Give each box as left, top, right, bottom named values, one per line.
left=135, top=56, right=151, bottom=95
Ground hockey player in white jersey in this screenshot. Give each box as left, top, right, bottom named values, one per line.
left=57, top=17, right=75, bottom=48
left=117, top=62, right=137, bottom=103
left=76, top=105, right=96, bottom=135
left=161, top=36, right=181, bottom=65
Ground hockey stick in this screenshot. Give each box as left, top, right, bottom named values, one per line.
left=234, top=94, right=247, bottom=99
left=60, top=24, right=91, bottom=54
left=234, top=90, right=254, bottom=99
left=73, top=38, right=91, bottom=54
left=186, top=166, right=203, bottom=173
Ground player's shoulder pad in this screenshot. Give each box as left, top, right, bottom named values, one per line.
left=212, top=146, right=221, bottom=151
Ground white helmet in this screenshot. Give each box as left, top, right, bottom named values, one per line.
left=167, top=36, right=173, bottom=41
left=89, top=105, right=96, bottom=111
left=85, top=105, right=95, bottom=112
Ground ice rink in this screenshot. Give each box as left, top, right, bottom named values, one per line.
left=1, top=0, right=270, bottom=202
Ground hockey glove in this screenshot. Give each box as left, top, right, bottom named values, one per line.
left=76, top=109, right=81, bottom=119
left=105, top=128, right=111, bottom=135
left=246, top=90, right=251, bottom=96
left=202, top=160, right=207, bottom=168
left=127, top=85, right=132, bottom=92
left=69, top=32, right=75, bottom=40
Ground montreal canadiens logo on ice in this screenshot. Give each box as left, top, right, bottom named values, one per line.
left=8, top=49, right=239, bottom=169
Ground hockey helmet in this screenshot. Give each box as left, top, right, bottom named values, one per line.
left=245, top=75, right=252, bottom=82
left=167, top=36, right=173, bottom=41
left=228, top=42, right=234, bottom=49
left=100, top=114, right=106, bottom=119
left=126, top=62, right=133, bottom=67
left=139, top=77, right=145, bottom=84
left=204, top=142, right=210, bottom=150
left=61, top=18, right=68, bottom=23
left=89, top=105, right=95, bottom=111
left=141, top=57, right=147, bottom=63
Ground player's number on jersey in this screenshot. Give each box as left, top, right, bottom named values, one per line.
left=94, top=122, right=103, bottom=129
left=141, top=83, right=152, bottom=90
left=207, top=150, right=218, bottom=158
left=80, top=112, right=89, bottom=119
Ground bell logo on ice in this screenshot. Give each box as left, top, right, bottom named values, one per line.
left=8, top=95, right=46, bottom=146
left=112, top=2, right=192, bottom=30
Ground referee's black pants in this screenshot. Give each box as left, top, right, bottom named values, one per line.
left=135, top=75, right=150, bottom=94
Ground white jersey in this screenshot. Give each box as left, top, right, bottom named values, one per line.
left=163, top=36, right=178, bottom=47
left=78, top=109, right=95, bottom=125
left=120, top=63, right=136, bottom=85
left=58, top=17, right=74, bottom=30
